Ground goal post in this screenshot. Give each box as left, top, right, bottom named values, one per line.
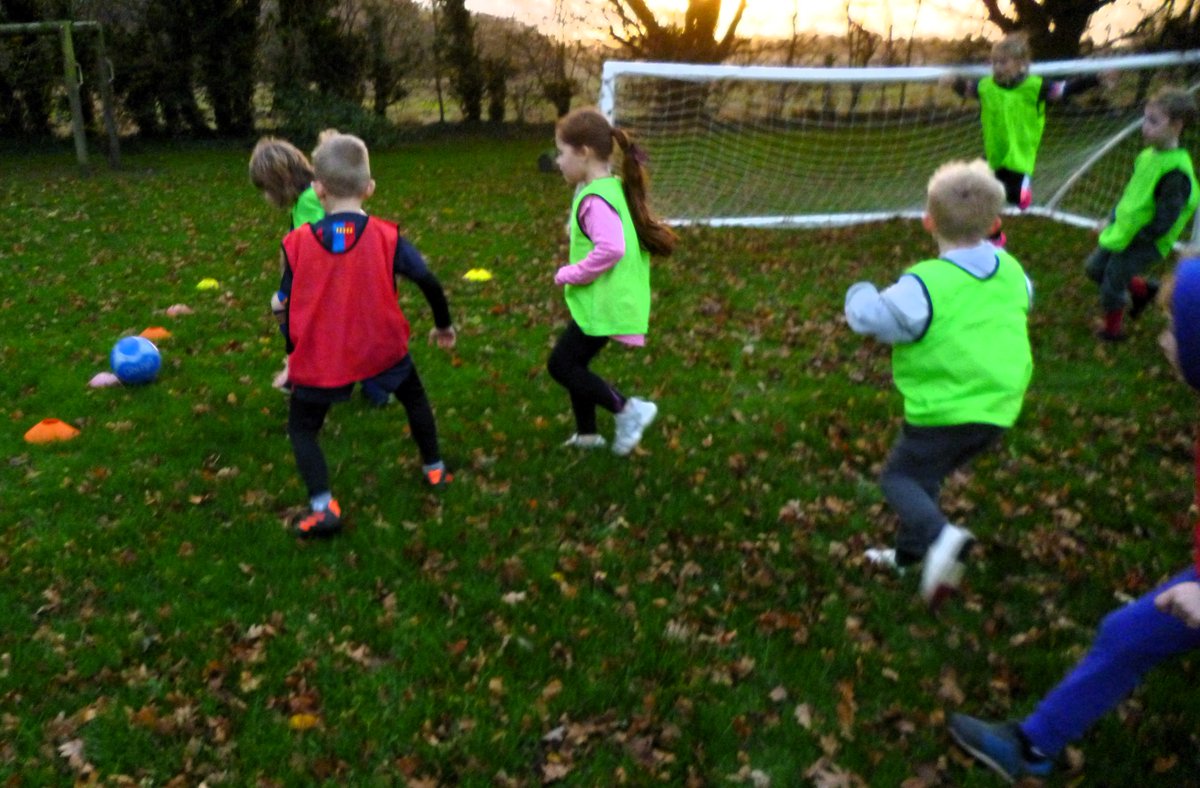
left=599, top=52, right=1200, bottom=243
left=1, top=20, right=122, bottom=170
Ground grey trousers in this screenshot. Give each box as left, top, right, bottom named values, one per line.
left=880, top=421, right=1005, bottom=565
left=1085, top=244, right=1161, bottom=313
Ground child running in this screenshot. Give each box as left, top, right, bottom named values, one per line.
left=249, top=134, right=327, bottom=394
left=845, top=159, right=1034, bottom=606
left=548, top=107, right=677, bottom=456
left=1087, top=86, right=1198, bottom=342
left=278, top=132, right=457, bottom=538
left=949, top=254, right=1200, bottom=782
left=945, top=32, right=1109, bottom=236
left=251, top=132, right=392, bottom=404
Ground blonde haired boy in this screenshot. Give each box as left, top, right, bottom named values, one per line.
left=278, top=133, right=459, bottom=537
left=845, top=159, right=1034, bottom=606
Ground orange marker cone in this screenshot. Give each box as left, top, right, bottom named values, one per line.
left=140, top=326, right=172, bottom=341
left=24, top=418, right=80, bottom=444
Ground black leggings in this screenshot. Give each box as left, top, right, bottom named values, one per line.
left=547, top=320, right=624, bottom=435
left=288, top=368, right=440, bottom=498
left=994, top=167, right=1026, bottom=207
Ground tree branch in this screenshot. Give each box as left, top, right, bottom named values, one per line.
left=716, top=0, right=747, bottom=57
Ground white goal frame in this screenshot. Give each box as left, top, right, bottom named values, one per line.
left=600, top=52, right=1200, bottom=243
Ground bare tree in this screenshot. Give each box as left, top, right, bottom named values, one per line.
left=1126, top=0, right=1200, bottom=53
left=978, top=0, right=1116, bottom=59
left=604, top=0, right=747, bottom=62
left=845, top=4, right=881, bottom=111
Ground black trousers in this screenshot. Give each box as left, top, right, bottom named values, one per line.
left=994, top=167, right=1026, bottom=207
left=547, top=320, right=623, bottom=435
left=287, top=365, right=440, bottom=498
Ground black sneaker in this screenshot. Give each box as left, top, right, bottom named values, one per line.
left=293, top=499, right=343, bottom=538
left=1129, top=281, right=1160, bottom=320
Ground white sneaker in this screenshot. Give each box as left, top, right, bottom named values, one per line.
left=864, top=547, right=906, bottom=575
left=563, top=433, right=607, bottom=449
left=612, top=397, right=657, bottom=456
left=920, top=524, right=974, bottom=605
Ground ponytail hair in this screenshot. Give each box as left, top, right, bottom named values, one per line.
left=557, top=107, right=677, bottom=258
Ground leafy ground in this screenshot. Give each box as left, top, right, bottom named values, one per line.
left=2, top=134, right=1198, bottom=786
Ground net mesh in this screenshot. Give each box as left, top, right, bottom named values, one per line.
left=604, top=57, right=1200, bottom=237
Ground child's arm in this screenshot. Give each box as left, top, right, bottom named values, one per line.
left=1041, top=71, right=1115, bottom=103
left=277, top=254, right=295, bottom=352
left=394, top=237, right=455, bottom=349
left=555, top=197, right=624, bottom=286
left=844, top=275, right=930, bottom=344
left=1154, top=581, right=1200, bottom=628
left=940, top=74, right=979, bottom=100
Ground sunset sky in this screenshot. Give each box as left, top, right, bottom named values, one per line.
left=463, top=0, right=1150, bottom=42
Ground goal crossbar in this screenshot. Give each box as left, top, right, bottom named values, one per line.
left=599, top=51, right=1200, bottom=241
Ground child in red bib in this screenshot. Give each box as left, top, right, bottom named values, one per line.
left=277, top=133, right=457, bottom=538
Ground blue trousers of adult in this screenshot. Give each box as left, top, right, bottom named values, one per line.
left=1020, top=567, right=1200, bottom=757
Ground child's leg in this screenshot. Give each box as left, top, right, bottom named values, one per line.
left=547, top=320, right=622, bottom=435
left=1083, top=247, right=1111, bottom=286
left=1020, top=568, right=1200, bottom=758
left=1093, top=246, right=1160, bottom=311
left=993, top=168, right=1027, bottom=208
left=287, top=397, right=332, bottom=498
left=391, top=366, right=441, bottom=465
left=879, top=423, right=1003, bottom=564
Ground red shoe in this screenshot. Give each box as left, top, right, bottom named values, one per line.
left=424, top=466, right=454, bottom=488
left=293, top=499, right=343, bottom=538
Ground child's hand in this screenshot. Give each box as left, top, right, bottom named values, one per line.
left=1155, top=581, right=1200, bottom=627
left=271, top=357, right=290, bottom=391
left=429, top=325, right=457, bottom=350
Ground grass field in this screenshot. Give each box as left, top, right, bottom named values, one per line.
left=2, top=132, right=1199, bottom=785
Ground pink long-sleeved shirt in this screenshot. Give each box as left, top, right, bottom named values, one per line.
left=554, top=195, right=645, bottom=346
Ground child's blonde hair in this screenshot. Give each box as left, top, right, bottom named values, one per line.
left=312, top=133, right=372, bottom=199
left=1148, top=86, right=1198, bottom=128
left=249, top=137, right=314, bottom=209
left=991, top=32, right=1031, bottom=63
left=926, top=159, right=1006, bottom=243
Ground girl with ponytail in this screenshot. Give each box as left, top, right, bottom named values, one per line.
left=547, top=107, right=676, bottom=456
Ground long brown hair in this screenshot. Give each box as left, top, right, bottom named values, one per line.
left=556, top=107, right=677, bottom=257
left=249, top=137, right=314, bottom=209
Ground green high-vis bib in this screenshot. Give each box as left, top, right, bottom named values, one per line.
left=1099, top=147, right=1198, bottom=257
left=978, top=75, right=1045, bottom=174
left=565, top=176, right=651, bottom=336
left=892, top=252, right=1033, bottom=427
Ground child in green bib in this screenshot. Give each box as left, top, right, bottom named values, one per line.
left=945, top=33, right=1108, bottom=232
left=1087, top=87, right=1198, bottom=342
left=548, top=108, right=677, bottom=456
left=845, top=159, right=1033, bottom=607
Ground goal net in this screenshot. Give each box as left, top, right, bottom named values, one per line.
left=599, top=53, right=1200, bottom=242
